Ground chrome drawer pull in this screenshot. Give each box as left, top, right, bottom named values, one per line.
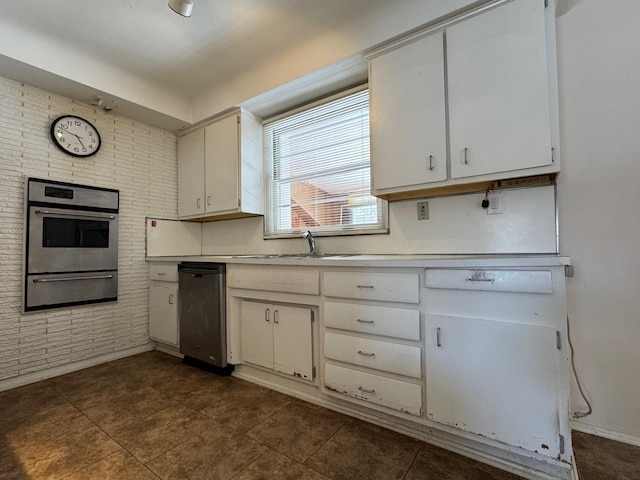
left=356, top=285, right=374, bottom=289
left=358, top=386, right=376, bottom=394
left=168, top=294, right=174, bottom=305
left=265, top=308, right=270, bottom=322
left=436, top=327, right=442, bottom=347
left=466, top=277, right=494, bottom=282
left=356, top=319, right=374, bottom=324
left=357, top=350, right=375, bottom=357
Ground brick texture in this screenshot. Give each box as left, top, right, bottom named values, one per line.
left=0, top=76, right=178, bottom=381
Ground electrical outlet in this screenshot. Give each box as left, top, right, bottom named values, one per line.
left=487, top=192, right=503, bottom=215
left=417, top=201, right=429, bottom=220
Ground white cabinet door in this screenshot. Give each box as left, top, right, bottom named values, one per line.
left=204, top=114, right=240, bottom=214
left=149, top=282, right=179, bottom=346
left=447, top=0, right=552, bottom=179
left=273, top=305, right=313, bottom=380
left=240, top=300, right=314, bottom=380
left=177, top=128, right=205, bottom=217
left=425, top=314, right=561, bottom=458
left=240, top=300, right=273, bottom=370
left=370, top=32, right=447, bottom=191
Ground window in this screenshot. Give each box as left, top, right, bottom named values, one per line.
left=263, top=87, right=387, bottom=237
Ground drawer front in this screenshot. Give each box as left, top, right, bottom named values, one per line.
left=323, top=272, right=419, bottom=303
left=149, top=263, right=179, bottom=282
left=324, top=302, right=420, bottom=341
left=324, top=363, right=422, bottom=416
left=425, top=269, right=553, bottom=294
left=324, top=332, right=421, bottom=379
left=228, top=266, right=320, bottom=295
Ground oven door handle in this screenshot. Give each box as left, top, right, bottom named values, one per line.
left=32, top=275, right=114, bottom=283
left=34, top=210, right=116, bottom=220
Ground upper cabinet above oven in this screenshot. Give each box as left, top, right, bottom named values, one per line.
left=367, top=0, right=560, bottom=201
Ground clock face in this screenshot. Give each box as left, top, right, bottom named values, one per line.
left=50, top=115, right=101, bottom=157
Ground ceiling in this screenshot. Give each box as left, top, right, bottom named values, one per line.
left=0, top=0, right=389, bottom=131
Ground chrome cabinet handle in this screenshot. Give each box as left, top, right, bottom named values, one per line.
left=358, top=386, right=376, bottom=394
left=196, top=198, right=201, bottom=208
left=356, top=285, right=374, bottom=289
left=265, top=308, right=270, bottom=322
left=207, top=195, right=212, bottom=206
left=464, top=147, right=469, bottom=165
left=168, top=294, right=174, bottom=305
left=273, top=310, right=279, bottom=324
left=356, top=319, right=374, bottom=324
left=428, top=154, right=434, bottom=171
left=33, top=275, right=113, bottom=283
left=466, top=278, right=494, bottom=282
left=357, top=350, right=375, bottom=357
left=436, top=327, right=442, bottom=347
left=157, top=272, right=166, bottom=276
left=34, top=210, right=116, bottom=220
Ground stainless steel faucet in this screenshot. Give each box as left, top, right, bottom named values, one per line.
left=303, top=230, right=317, bottom=255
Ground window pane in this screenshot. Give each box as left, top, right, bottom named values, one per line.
left=264, top=88, right=387, bottom=236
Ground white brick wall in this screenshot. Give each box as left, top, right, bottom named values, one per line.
left=0, top=75, right=178, bottom=382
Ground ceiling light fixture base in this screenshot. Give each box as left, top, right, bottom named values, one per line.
left=168, top=0, right=193, bottom=17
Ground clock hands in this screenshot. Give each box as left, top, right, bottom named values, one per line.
left=58, top=129, right=86, bottom=149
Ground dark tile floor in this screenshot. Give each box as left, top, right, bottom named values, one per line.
left=0, top=351, right=636, bottom=480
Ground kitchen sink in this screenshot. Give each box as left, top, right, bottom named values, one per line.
left=232, top=253, right=355, bottom=259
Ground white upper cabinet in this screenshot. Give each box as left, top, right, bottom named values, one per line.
left=447, top=0, right=552, bottom=179
left=178, top=109, right=263, bottom=220
left=177, top=128, right=205, bottom=218
left=369, top=32, right=447, bottom=190
left=367, top=0, right=559, bottom=198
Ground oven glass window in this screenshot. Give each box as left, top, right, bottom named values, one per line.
left=42, top=217, right=109, bottom=248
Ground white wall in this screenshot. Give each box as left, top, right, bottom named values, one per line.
left=202, top=185, right=558, bottom=255
left=0, top=76, right=178, bottom=384
left=556, top=0, right=640, bottom=442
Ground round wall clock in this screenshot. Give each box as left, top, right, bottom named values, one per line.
left=50, top=115, right=101, bottom=157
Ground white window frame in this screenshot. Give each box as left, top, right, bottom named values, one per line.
left=263, top=85, right=388, bottom=238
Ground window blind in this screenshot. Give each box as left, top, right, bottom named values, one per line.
left=263, top=88, right=387, bottom=237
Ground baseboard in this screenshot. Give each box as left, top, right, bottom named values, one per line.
left=0, top=342, right=155, bottom=393
left=571, top=421, right=640, bottom=448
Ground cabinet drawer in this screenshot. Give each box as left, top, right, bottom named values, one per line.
left=324, top=363, right=422, bottom=416
left=323, top=272, right=419, bottom=303
left=324, top=332, right=421, bottom=379
left=425, top=269, right=552, bottom=294
left=149, top=263, right=179, bottom=282
left=228, top=266, right=319, bottom=295
left=324, top=302, right=420, bottom=341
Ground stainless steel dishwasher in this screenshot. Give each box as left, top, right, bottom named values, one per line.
left=178, top=262, right=231, bottom=373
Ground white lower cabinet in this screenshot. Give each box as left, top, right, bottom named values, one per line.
left=322, top=270, right=423, bottom=417
left=240, top=300, right=314, bottom=381
left=424, top=266, right=570, bottom=461
left=324, top=363, right=422, bottom=416
left=426, top=315, right=562, bottom=457
left=148, top=263, right=179, bottom=347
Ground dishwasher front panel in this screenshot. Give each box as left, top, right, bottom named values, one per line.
left=178, top=263, right=227, bottom=368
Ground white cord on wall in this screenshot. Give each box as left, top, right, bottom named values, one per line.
left=566, top=314, right=593, bottom=418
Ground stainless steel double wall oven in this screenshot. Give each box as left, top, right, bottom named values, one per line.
left=24, top=177, right=119, bottom=311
